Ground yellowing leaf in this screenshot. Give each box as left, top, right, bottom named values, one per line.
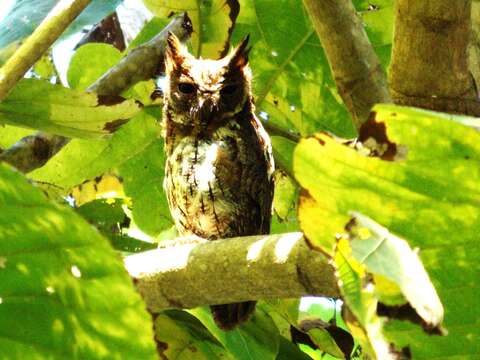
left=0, top=79, right=141, bottom=138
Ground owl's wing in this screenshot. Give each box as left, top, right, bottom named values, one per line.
left=245, top=111, right=275, bottom=235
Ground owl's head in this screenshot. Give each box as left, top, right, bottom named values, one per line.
left=164, top=33, right=252, bottom=128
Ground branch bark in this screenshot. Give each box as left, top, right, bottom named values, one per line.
left=0, top=0, right=92, bottom=101
left=124, top=232, right=339, bottom=312
left=389, top=1, right=477, bottom=115
left=302, top=0, right=391, bottom=130
left=0, top=13, right=193, bottom=173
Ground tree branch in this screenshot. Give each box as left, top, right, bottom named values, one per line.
left=0, top=0, right=92, bottom=101
left=263, top=122, right=300, bottom=143
left=0, top=13, right=193, bottom=174
left=0, top=133, right=69, bottom=173
left=302, top=0, right=391, bottom=130
left=389, top=1, right=478, bottom=115
left=124, top=232, right=339, bottom=312
left=89, top=12, right=192, bottom=96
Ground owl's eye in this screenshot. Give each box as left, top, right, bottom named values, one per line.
left=221, top=84, right=238, bottom=95
left=178, top=82, right=196, bottom=94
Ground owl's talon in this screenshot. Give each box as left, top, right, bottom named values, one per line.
left=175, top=234, right=208, bottom=245
left=158, top=234, right=207, bottom=248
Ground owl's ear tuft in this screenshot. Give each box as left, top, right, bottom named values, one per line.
left=165, top=32, right=186, bottom=73
left=228, top=35, right=251, bottom=68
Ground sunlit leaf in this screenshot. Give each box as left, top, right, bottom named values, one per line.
left=0, top=124, right=33, bottom=149
left=119, top=138, right=173, bottom=236
left=30, top=109, right=160, bottom=190
left=334, top=238, right=396, bottom=359
left=0, top=163, right=157, bottom=359
left=295, top=104, right=480, bottom=358
left=33, top=52, right=57, bottom=80
left=0, top=79, right=141, bottom=138
left=349, top=212, right=443, bottom=328
left=67, top=43, right=123, bottom=91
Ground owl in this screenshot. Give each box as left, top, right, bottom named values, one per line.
left=162, top=33, right=275, bottom=330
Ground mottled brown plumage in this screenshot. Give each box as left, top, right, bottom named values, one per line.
left=162, top=33, right=274, bottom=330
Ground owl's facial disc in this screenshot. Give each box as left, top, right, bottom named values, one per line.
left=165, top=33, right=252, bottom=128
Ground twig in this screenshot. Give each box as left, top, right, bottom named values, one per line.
left=264, top=121, right=301, bottom=143
left=124, top=232, right=339, bottom=311
left=0, top=133, right=69, bottom=173
left=302, top=0, right=391, bottom=130
left=0, top=0, right=92, bottom=101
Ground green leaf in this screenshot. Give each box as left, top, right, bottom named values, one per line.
left=271, top=136, right=296, bottom=176
left=294, top=104, right=480, bottom=358
left=67, top=43, right=123, bottom=91
left=33, top=52, right=57, bottom=80
left=276, top=336, right=311, bottom=360
left=334, top=239, right=394, bottom=359
left=271, top=171, right=299, bottom=234
left=304, top=327, right=344, bottom=358
left=232, top=0, right=356, bottom=138
left=155, top=310, right=234, bottom=359
left=143, top=0, right=239, bottom=58
left=189, top=306, right=280, bottom=360
left=354, top=0, right=394, bottom=67
left=262, top=299, right=300, bottom=339
left=273, top=171, right=297, bottom=220
left=119, top=138, right=173, bottom=236
left=30, top=109, right=161, bottom=190
left=0, top=163, right=156, bottom=359
left=75, top=198, right=155, bottom=253
left=67, top=36, right=156, bottom=105
left=0, top=124, right=33, bottom=149
left=76, top=198, right=126, bottom=228
left=0, top=79, right=141, bottom=138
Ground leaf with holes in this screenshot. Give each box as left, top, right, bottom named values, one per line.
left=294, top=104, right=480, bottom=358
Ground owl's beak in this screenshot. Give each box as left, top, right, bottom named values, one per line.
left=198, top=97, right=217, bottom=125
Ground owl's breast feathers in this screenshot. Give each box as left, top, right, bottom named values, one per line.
left=164, top=101, right=274, bottom=240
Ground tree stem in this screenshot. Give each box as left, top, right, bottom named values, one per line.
left=389, top=1, right=477, bottom=114
left=302, top=0, right=391, bottom=130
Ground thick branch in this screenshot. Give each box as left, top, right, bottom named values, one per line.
left=390, top=1, right=477, bottom=114
left=0, top=14, right=193, bottom=173
left=302, top=0, right=391, bottom=130
left=124, top=232, right=339, bottom=312
left=468, top=2, right=480, bottom=91
left=0, top=0, right=92, bottom=101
